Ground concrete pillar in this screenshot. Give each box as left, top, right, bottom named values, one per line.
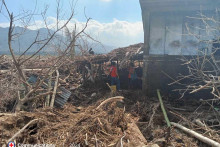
left=142, top=12, right=150, bottom=93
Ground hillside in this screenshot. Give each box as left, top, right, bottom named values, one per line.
left=0, top=27, right=114, bottom=55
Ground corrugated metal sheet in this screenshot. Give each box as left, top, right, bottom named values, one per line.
left=28, top=76, right=71, bottom=108
left=54, top=87, right=71, bottom=108
left=28, top=75, right=38, bottom=84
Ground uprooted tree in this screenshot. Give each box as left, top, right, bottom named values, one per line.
left=1, top=0, right=91, bottom=111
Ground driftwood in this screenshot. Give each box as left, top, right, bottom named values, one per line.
left=7, top=119, right=39, bottom=143
left=96, top=96, right=124, bottom=110
left=171, top=122, right=220, bottom=147
left=0, top=113, right=17, bottom=117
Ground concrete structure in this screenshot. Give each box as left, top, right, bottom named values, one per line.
left=139, top=0, right=220, bottom=96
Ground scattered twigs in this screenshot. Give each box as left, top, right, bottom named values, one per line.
left=94, top=135, right=98, bottom=147
left=171, top=122, right=220, bottom=147
left=195, top=119, right=207, bottom=128
left=166, top=106, right=187, bottom=111
left=169, top=110, right=195, bottom=128
left=96, top=96, right=124, bottom=110
left=7, top=119, right=39, bottom=143
left=190, top=82, right=211, bottom=94
left=115, top=133, right=126, bottom=147
left=120, top=133, right=126, bottom=147
left=194, top=119, right=216, bottom=137
left=148, top=103, right=160, bottom=128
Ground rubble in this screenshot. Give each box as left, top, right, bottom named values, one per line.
left=0, top=45, right=220, bottom=146
left=1, top=85, right=220, bottom=146
left=75, top=43, right=143, bottom=65
left=0, top=97, right=146, bottom=146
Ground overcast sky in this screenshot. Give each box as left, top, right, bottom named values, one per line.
left=0, top=0, right=144, bottom=47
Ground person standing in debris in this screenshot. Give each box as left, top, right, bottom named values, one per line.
left=89, top=48, right=94, bottom=55
left=135, top=63, right=143, bottom=89
left=109, top=62, right=120, bottom=90
left=128, top=62, right=136, bottom=89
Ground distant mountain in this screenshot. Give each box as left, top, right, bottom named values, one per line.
left=0, top=27, right=115, bottom=55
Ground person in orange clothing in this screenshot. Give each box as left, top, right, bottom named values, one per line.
left=109, top=62, right=120, bottom=90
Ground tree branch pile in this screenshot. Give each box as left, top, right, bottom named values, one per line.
left=0, top=97, right=148, bottom=147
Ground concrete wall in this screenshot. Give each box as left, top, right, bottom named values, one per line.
left=141, top=10, right=219, bottom=97
left=143, top=55, right=212, bottom=99
left=140, top=0, right=220, bottom=97
left=148, top=11, right=218, bottom=55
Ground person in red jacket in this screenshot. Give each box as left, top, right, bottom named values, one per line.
left=109, top=62, right=120, bottom=90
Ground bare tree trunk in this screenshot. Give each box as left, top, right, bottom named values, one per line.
left=2, top=0, right=91, bottom=112
left=50, top=69, right=59, bottom=107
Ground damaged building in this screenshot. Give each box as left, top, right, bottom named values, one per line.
left=139, top=0, right=220, bottom=96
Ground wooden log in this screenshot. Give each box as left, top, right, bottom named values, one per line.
left=171, top=122, right=220, bottom=147
left=125, top=121, right=147, bottom=146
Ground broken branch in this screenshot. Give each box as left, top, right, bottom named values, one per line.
left=7, top=119, right=39, bottom=143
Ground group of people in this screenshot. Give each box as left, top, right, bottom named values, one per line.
left=128, top=62, right=142, bottom=89
left=109, top=62, right=142, bottom=91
